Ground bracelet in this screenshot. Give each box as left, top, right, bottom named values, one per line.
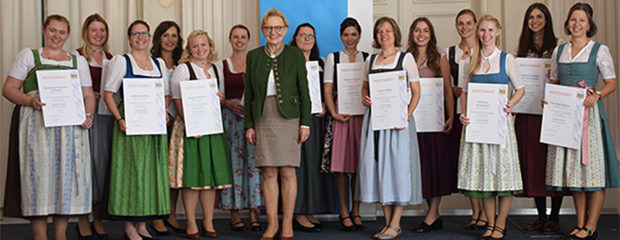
left=85, top=113, right=92, bottom=118
left=117, top=118, right=124, bottom=122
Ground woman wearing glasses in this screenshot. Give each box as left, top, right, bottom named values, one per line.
left=103, top=20, right=170, bottom=240
left=244, top=8, right=311, bottom=240
left=289, top=23, right=335, bottom=232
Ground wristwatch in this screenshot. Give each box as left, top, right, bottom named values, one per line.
left=595, top=90, right=602, bottom=96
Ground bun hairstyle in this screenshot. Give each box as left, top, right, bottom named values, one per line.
left=340, top=17, right=362, bottom=36
left=455, top=9, right=477, bottom=24
left=469, top=14, right=502, bottom=77
left=229, top=24, right=251, bottom=40
left=44, top=14, right=71, bottom=33
left=516, top=3, right=557, bottom=57
left=564, top=2, right=597, bottom=38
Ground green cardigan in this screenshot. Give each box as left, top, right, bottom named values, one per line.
left=244, top=44, right=311, bottom=129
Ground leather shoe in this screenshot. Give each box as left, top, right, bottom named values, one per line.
left=91, top=223, right=110, bottom=240
left=524, top=218, right=546, bottom=233
left=413, top=218, right=443, bottom=233
left=542, top=220, right=560, bottom=234
left=149, top=221, right=171, bottom=236
left=201, top=224, right=217, bottom=238
left=75, top=225, right=96, bottom=240
left=164, top=219, right=186, bottom=233
left=293, top=218, right=321, bottom=232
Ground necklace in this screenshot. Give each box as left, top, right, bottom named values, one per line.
left=92, top=47, right=103, bottom=53
left=533, top=34, right=544, bottom=40
left=343, top=50, right=359, bottom=56
left=459, top=42, right=472, bottom=56
left=231, top=57, right=246, bottom=72
left=381, top=50, right=397, bottom=59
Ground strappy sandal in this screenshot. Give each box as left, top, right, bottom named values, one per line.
left=474, top=219, right=489, bottom=230
left=339, top=215, right=355, bottom=231
left=490, top=226, right=507, bottom=240
left=249, top=221, right=262, bottom=231
left=558, top=227, right=582, bottom=240
left=465, top=218, right=478, bottom=230
left=350, top=213, right=365, bottom=230
left=478, top=226, right=494, bottom=240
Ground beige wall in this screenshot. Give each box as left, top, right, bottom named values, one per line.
left=1, top=0, right=619, bottom=214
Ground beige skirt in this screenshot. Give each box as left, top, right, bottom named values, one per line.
left=254, top=96, right=301, bottom=167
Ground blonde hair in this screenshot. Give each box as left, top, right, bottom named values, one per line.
left=260, top=8, right=289, bottom=28
left=179, top=30, right=218, bottom=64
left=79, top=14, right=110, bottom=62
left=469, top=14, right=502, bottom=77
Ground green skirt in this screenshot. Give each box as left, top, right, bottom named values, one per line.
left=108, top=103, right=170, bottom=220
left=182, top=130, right=233, bottom=189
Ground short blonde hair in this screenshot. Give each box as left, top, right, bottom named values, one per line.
left=260, top=8, right=289, bottom=28
left=179, top=30, right=218, bottom=64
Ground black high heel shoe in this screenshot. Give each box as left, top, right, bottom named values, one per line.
left=293, top=218, right=321, bottom=232
left=91, top=223, right=110, bottom=240
left=351, top=214, right=365, bottom=230
left=75, top=224, right=96, bottom=240
left=164, top=219, right=186, bottom=233
left=413, top=218, right=443, bottom=233
left=489, top=226, right=507, bottom=240
left=149, top=221, right=170, bottom=236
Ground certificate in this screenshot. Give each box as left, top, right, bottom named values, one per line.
left=540, top=83, right=586, bottom=149
left=123, top=78, right=167, bottom=135
left=180, top=79, right=224, bottom=137
left=36, top=70, right=86, bottom=127
left=465, top=83, right=508, bottom=145
left=337, top=62, right=366, bottom=115
left=413, top=78, right=445, bottom=132
left=455, top=59, right=470, bottom=114
left=306, top=61, right=323, bottom=114
left=512, top=58, right=552, bottom=114
left=369, top=70, right=408, bottom=131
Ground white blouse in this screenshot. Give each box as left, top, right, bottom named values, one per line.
left=324, top=51, right=366, bottom=83
left=170, top=62, right=217, bottom=99
left=550, top=40, right=616, bottom=80
left=364, top=52, right=420, bottom=82
left=9, top=47, right=92, bottom=86
left=213, top=58, right=233, bottom=94
left=462, top=47, right=524, bottom=92
left=104, top=53, right=169, bottom=94
left=71, top=49, right=110, bottom=67
left=442, top=45, right=473, bottom=65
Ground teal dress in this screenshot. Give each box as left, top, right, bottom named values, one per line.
left=546, top=42, right=620, bottom=191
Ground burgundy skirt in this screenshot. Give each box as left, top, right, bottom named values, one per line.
left=514, top=114, right=567, bottom=197
left=418, top=131, right=458, bottom=199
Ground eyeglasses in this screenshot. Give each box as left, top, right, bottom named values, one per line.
left=130, top=32, right=150, bottom=38
left=298, top=33, right=314, bottom=39
left=262, top=26, right=286, bottom=33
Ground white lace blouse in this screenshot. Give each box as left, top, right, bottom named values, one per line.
left=550, top=40, right=616, bottom=80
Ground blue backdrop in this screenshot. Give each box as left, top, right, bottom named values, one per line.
left=260, top=0, right=348, bottom=58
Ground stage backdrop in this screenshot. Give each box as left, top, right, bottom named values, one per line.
left=260, top=0, right=373, bottom=58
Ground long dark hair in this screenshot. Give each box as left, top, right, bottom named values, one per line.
left=290, top=23, right=320, bottom=61
left=517, top=3, right=557, bottom=57
left=406, top=17, right=441, bottom=76
left=150, top=21, right=184, bottom=66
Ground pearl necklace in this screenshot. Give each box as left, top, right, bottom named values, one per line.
left=343, top=50, right=358, bottom=56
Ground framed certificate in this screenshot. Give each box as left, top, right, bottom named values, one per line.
left=512, top=58, right=552, bottom=115
left=337, top=62, right=366, bottom=115
left=465, top=83, right=508, bottom=145
left=36, top=69, right=86, bottom=127
left=413, top=78, right=445, bottom=132
left=369, top=70, right=408, bottom=131
left=180, top=79, right=224, bottom=137
left=540, top=83, right=586, bottom=149
left=306, top=61, right=323, bottom=114
left=123, top=78, right=167, bottom=135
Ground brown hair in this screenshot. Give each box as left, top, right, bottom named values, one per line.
left=564, top=2, right=597, bottom=38
left=516, top=3, right=557, bottom=57
left=79, top=14, right=110, bottom=62
left=469, top=14, right=502, bottom=77
left=43, top=14, right=70, bottom=33
left=260, top=8, right=289, bottom=28
left=179, top=30, right=218, bottom=64
left=406, top=17, right=441, bottom=76
left=372, top=17, right=402, bottom=48
left=150, top=21, right=184, bottom=66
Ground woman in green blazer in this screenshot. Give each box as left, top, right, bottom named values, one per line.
left=244, top=8, right=311, bottom=240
